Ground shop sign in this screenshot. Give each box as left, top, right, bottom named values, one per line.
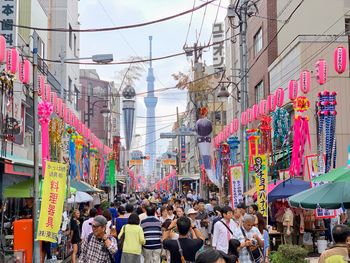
left=212, top=22, right=225, bottom=71
left=253, top=155, right=268, bottom=217
left=0, top=0, right=17, bottom=47
left=37, top=161, right=67, bottom=242
left=229, top=164, right=244, bottom=209
left=180, top=135, right=186, bottom=163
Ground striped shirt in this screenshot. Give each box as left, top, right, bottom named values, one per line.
left=141, top=216, right=162, bottom=250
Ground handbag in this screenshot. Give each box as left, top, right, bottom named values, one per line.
left=117, top=225, right=126, bottom=251
left=240, top=227, right=263, bottom=263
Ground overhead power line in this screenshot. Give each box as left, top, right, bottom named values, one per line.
left=1, top=0, right=216, bottom=33
left=41, top=32, right=240, bottom=65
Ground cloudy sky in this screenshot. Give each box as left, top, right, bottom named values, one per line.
left=79, top=0, right=229, bottom=156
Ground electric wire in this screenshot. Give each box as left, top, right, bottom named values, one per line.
left=184, top=0, right=197, bottom=47
left=2, top=0, right=216, bottom=33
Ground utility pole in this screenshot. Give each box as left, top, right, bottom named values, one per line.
left=32, top=30, right=41, bottom=262
left=238, top=0, right=249, bottom=191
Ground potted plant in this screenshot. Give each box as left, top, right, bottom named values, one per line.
left=270, top=244, right=308, bottom=263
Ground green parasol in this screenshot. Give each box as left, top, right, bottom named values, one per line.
left=289, top=181, right=350, bottom=209
left=312, top=166, right=350, bottom=183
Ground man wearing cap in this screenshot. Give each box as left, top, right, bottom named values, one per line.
left=78, top=215, right=117, bottom=263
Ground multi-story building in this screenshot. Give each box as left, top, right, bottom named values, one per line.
left=79, top=69, right=112, bottom=143
left=40, top=0, right=80, bottom=113
left=224, top=0, right=350, bottom=175
left=269, top=0, right=350, bottom=167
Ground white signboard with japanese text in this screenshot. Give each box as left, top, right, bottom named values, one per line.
left=0, top=0, right=17, bottom=47
left=212, top=23, right=225, bottom=72
left=229, top=164, right=244, bottom=209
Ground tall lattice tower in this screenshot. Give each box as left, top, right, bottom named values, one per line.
left=144, top=36, right=158, bottom=178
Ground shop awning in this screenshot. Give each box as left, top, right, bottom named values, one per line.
left=70, top=180, right=104, bottom=193
left=312, top=166, right=350, bottom=183
left=4, top=178, right=34, bottom=198
left=4, top=178, right=76, bottom=198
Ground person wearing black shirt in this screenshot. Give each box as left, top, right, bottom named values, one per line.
left=163, top=217, right=204, bottom=263
left=70, top=209, right=81, bottom=263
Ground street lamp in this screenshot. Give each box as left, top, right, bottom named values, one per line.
left=100, top=107, right=111, bottom=146
left=217, top=84, right=230, bottom=102
left=59, top=53, right=114, bottom=99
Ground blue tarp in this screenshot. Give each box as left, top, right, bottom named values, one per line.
left=268, top=178, right=310, bottom=202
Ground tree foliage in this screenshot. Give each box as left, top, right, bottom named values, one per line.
left=114, top=56, right=146, bottom=91
left=270, top=244, right=308, bottom=263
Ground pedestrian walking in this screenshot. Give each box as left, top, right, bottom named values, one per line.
left=81, top=208, right=98, bottom=241
left=212, top=206, right=238, bottom=254
left=163, top=217, right=204, bottom=263
left=141, top=206, right=162, bottom=263
left=78, top=215, right=117, bottom=263
left=114, top=206, right=128, bottom=263
left=235, top=214, right=264, bottom=263
left=70, top=209, right=81, bottom=263
left=195, top=248, right=227, bottom=263
left=118, top=213, right=145, bottom=263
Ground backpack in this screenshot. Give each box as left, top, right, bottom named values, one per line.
left=87, top=233, right=115, bottom=263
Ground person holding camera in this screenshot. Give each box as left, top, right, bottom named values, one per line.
left=235, top=214, right=264, bottom=263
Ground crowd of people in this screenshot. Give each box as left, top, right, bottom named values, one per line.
left=67, top=191, right=266, bottom=263
left=65, top=191, right=350, bottom=263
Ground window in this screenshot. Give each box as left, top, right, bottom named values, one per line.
left=74, top=34, right=77, bottom=57
left=255, top=80, right=264, bottom=104
left=68, top=77, right=72, bottom=102
left=74, top=86, right=79, bottom=110
left=345, top=18, right=350, bottom=35
left=254, top=28, right=263, bottom=56
left=25, top=95, right=33, bottom=132
left=69, top=24, right=72, bottom=49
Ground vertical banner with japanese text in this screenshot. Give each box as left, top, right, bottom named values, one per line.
left=37, top=161, right=67, bottom=242
left=229, top=164, right=244, bottom=209
left=253, top=155, right=268, bottom=217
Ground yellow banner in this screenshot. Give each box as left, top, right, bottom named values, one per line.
left=37, top=161, right=67, bottom=242
left=253, top=155, right=268, bottom=217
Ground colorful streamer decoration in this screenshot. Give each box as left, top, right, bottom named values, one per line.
left=272, top=107, right=290, bottom=180
left=317, top=91, right=337, bottom=173
left=260, top=116, right=272, bottom=154
left=289, top=116, right=311, bottom=177
left=227, top=136, right=240, bottom=165
left=38, top=101, right=53, bottom=176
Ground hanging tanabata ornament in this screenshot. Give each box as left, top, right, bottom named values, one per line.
left=317, top=91, right=337, bottom=173
left=290, top=71, right=311, bottom=177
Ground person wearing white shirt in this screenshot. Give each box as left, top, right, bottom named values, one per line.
left=80, top=208, right=97, bottom=240
left=212, top=206, right=238, bottom=254
left=234, top=214, right=264, bottom=263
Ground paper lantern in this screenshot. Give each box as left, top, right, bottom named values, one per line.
left=50, top=92, right=57, bottom=112
left=67, top=109, right=72, bottom=125
left=252, top=104, right=259, bottom=120
left=6, top=48, right=18, bottom=74
left=241, top=111, right=248, bottom=126
left=315, top=60, right=327, bottom=85
left=233, top=118, right=239, bottom=132
left=38, top=75, right=45, bottom=97
left=300, top=70, right=311, bottom=94
left=267, top=94, right=276, bottom=112
left=0, top=35, right=6, bottom=62
left=43, top=84, right=51, bottom=102
left=62, top=104, right=68, bottom=122
left=247, top=108, right=253, bottom=123
left=288, top=80, right=298, bottom=101
left=334, top=46, right=347, bottom=74
left=259, top=99, right=268, bottom=116
left=275, top=87, right=284, bottom=107
left=19, top=59, right=30, bottom=84
left=230, top=121, right=234, bottom=134
left=56, top=98, right=62, bottom=115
